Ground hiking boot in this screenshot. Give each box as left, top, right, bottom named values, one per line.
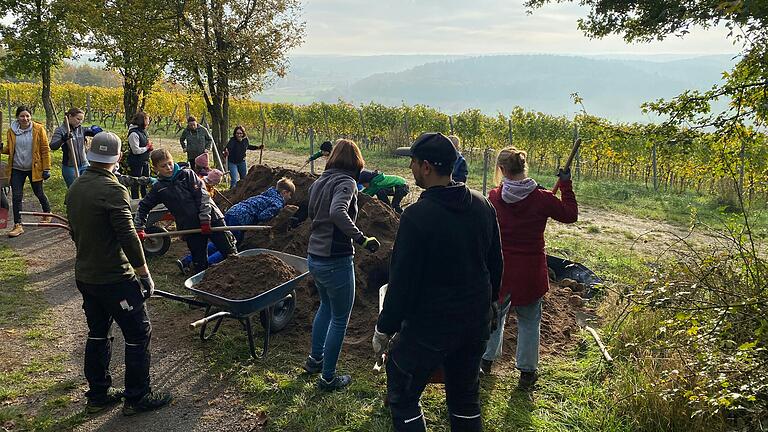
left=122, top=391, right=173, bottom=416
left=176, top=259, right=188, bottom=275
left=86, top=387, right=124, bottom=414
left=39, top=216, right=52, bottom=223
left=517, top=371, right=538, bottom=392
left=303, top=355, right=323, bottom=374
left=7, top=224, right=23, bottom=237
left=480, top=359, right=493, bottom=376
left=318, top=375, right=351, bottom=392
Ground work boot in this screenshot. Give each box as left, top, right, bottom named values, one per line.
left=517, top=371, right=538, bottom=392
left=318, top=375, right=351, bottom=392
left=176, top=259, right=188, bottom=276
left=7, top=224, right=23, bottom=237
left=480, top=359, right=493, bottom=376
left=122, top=391, right=173, bottom=416
left=303, top=355, right=323, bottom=374
left=39, top=216, right=52, bottom=223
left=86, top=387, right=124, bottom=414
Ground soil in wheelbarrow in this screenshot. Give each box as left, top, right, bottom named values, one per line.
left=200, top=254, right=299, bottom=300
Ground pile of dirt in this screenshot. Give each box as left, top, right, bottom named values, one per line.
left=201, top=254, right=298, bottom=300
left=216, top=164, right=317, bottom=211
left=217, top=164, right=588, bottom=363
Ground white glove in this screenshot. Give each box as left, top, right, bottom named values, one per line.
left=372, top=326, right=391, bottom=354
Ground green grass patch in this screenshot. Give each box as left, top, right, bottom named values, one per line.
left=0, top=245, right=44, bottom=328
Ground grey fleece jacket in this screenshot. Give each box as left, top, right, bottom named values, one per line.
left=307, top=168, right=366, bottom=257
left=11, top=121, right=33, bottom=171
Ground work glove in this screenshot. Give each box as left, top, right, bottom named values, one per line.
left=84, top=125, right=103, bottom=137
left=556, top=167, right=572, bottom=182
left=146, top=142, right=154, bottom=152
left=42, top=170, right=50, bottom=181
left=200, top=222, right=212, bottom=235
left=372, top=327, right=391, bottom=355
left=138, top=273, right=155, bottom=299
left=490, top=301, right=500, bottom=333
left=361, top=236, right=380, bottom=253
left=136, top=229, right=146, bottom=241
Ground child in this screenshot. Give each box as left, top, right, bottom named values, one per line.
left=176, top=177, right=296, bottom=273
left=306, top=140, right=333, bottom=164
left=448, top=135, right=468, bottom=183
left=193, top=152, right=224, bottom=195
left=359, top=169, right=409, bottom=214
left=135, top=148, right=236, bottom=273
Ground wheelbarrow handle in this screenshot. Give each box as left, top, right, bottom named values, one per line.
left=21, top=222, right=71, bottom=231
left=190, top=311, right=231, bottom=328
left=152, top=289, right=208, bottom=308
left=19, top=211, right=69, bottom=224
left=143, top=225, right=271, bottom=239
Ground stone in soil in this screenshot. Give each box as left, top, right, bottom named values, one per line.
left=200, top=254, right=298, bottom=300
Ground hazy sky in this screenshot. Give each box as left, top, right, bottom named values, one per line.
left=295, top=0, right=736, bottom=56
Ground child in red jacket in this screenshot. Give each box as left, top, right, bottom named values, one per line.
left=481, top=147, right=577, bottom=392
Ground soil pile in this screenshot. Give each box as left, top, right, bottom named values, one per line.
left=201, top=254, right=298, bottom=300
left=216, top=164, right=317, bottom=212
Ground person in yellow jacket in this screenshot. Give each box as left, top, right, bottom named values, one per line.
left=1, top=106, right=52, bottom=237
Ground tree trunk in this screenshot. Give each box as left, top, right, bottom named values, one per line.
left=123, top=76, right=140, bottom=125
left=41, top=64, right=55, bottom=131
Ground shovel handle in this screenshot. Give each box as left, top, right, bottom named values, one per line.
left=143, top=225, right=271, bottom=238
left=553, top=138, right=581, bottom=194
left=20, top=211, right=69, bottom=224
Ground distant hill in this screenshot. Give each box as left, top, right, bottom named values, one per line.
left=257, top=54, right=735, bottom=122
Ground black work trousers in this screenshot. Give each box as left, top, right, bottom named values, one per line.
left=375, top=184, right=409, bottom=214
left=185, top=218, right=237, bottom=273
left=386, top=329, right=486, bottom=432
left=76, top=277, right=152, bottom=403
left=10, top=169, right=50, bottom=223
left=128, top=161, right=150, bottom=199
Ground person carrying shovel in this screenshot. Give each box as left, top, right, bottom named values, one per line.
left=373, top=132, right=503, bottom=432
left=66, top=131, right=172, bottom=415
left=134, top=148, right=236, bottom=274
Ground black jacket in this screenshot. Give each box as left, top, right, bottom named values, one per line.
left=225, top=137, right=261, bottom=163
left=377, top=183, right=503, bottom=343
left=134, top=165, right=223, bottom=230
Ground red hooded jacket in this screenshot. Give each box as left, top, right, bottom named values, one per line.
left=489, top=179, right=578, bottom=306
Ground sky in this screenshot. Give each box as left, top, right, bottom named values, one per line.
left=294, top=0, right=737, bottom=56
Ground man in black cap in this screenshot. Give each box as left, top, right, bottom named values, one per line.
left=373, top=132, right=503, bottom=431
left=66, top=132, right=172, bottom=416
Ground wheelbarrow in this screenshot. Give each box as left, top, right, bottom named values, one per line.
left=130, top=199, right=175, bottom=257
left=154, top=248, right=309, bottom=359
left=546, top=254, right=603, bottom=298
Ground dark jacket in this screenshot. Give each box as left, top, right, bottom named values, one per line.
left=66, top=167, right=146, bottom=284
left=127, top=126, right=151, bottom=165
left=50, top=123, right=95, bottom=167
left=307, top=168, right=365, bottom=257
left=225, top=137, right=260, bottom=164
left=134, top=164, right=223, bottom=231
left=452, top=152, right=468, bottom=183
left=490, top=179, right=577, bottom=305
left=180, top=126, right=213, bottom=161
left=377, top=183, right=503, bottom=343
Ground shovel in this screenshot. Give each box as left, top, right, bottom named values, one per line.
left=143, top=224, right=271, bottom=238
left=552, top=138, right=581, bottom=194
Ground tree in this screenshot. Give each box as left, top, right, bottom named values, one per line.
left=0, top=0, right=83, bottom=130
left=172, top=0, right=304, bottom=148
left=87, top=0, right=177, bottom=123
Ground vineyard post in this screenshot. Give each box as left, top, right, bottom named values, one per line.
left=259, top=104, right=266, bottom=147
left=508, top=119, right=513, bottom=146
left=185, top=102, right=190, bottom=119
left=482, top=147, right=491, bottom=195
left=652, top=141, right=658, bottom=191
left=322, top=104, right=330, bottom=140
left=573, top=124, right=581, bottom=181
left=5, top=89, right=10, bottom=127
left=449, top=116, right=454, bottom=135
left=309, top=128, right=316, bottom=175
left=358, top=108, right=368, bottom=147
left=86, top=94, right=91, bottom=122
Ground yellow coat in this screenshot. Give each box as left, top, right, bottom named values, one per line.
left=2, top=122, right=51, bottom=182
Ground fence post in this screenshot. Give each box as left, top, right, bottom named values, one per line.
left=508, top=119, right=513, bottom=145
left=6, top=89, right=10, bottom=127
left=309, top=128, right=316, bottom=175
left=482, top=147, right=491, bottom=196
left=86, top=93, right=91, bottom=122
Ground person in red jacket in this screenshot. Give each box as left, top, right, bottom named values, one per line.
left=480, top=147, right=577, bottom=392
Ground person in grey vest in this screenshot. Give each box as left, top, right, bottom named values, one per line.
left=127, top=112, right=154, bottom=199
left=179, top=116, right=212, bottom=170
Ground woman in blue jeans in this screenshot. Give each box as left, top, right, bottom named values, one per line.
left=49, top=107, right=101, bottom=187
left=223, top=125, right=262, bottom=189
left=303, top=139, right=380, bottom=391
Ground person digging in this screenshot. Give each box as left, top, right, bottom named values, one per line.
left=359, top=168, right=409, bottom=214
left=66, top=132, right=172, bottom=415
left=373, top=132, right=503, bottom=432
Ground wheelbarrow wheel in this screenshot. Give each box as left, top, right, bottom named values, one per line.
left=260, top=290, right=296, bottom=333
left=143, top=226, right=171, bottom=257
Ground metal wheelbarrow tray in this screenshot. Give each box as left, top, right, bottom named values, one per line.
left=177, top=248, right=309, bottom=359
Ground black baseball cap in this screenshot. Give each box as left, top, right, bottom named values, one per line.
left=394, top=132, right=457, bottom=167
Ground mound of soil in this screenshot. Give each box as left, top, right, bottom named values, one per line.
left=216, top=164, right=317, bottom=211
left=216, top=164, right=588, bottom=365
left=201, top=254, right=298, bottom=300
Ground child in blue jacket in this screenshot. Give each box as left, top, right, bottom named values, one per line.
left=177, top=177, right=295, bottom=272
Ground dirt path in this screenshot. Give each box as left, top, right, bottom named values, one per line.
left=0, top=203, right=264, bottom=432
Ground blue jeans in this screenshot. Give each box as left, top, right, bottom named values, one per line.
left=482, top=296, right=542, bottom=372
left=228, top=161, right=247, bottom=189
left=62, top=162, right=89, bottom=188
left=308, top=254, right=355, bottom=381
